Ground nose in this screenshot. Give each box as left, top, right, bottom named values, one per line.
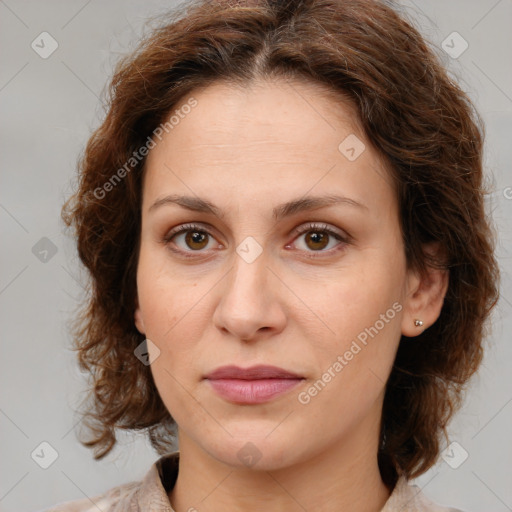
left=212, top=249, right=287, bottom=342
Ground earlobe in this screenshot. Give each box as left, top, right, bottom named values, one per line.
left=401, top=243, right=449, bottom=337
left=134, top=300, right=146, bottom=335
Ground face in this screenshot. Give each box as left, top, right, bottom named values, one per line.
left=134, top=79, right=426, bottom=471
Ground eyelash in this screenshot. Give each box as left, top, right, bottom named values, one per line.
left=163, top=222, right=350, bottom=259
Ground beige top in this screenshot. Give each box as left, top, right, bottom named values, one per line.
left=41, top=452, right=463, bottom=512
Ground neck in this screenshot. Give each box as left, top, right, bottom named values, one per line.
left=169, top=426, right=391, bottom=512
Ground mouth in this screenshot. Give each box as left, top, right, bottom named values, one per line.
left=204, top=365, right=305, bottom=404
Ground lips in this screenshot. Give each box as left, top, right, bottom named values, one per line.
left=205, top=365, right=302, bottom=380
left=204, top=365, right=304, bottom=404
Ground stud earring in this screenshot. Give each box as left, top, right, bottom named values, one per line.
left=414, top=319, right=424, bottom=327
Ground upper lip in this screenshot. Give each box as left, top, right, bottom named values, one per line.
left=205, top=365, right=303, bottom=380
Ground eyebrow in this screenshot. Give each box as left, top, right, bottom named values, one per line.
left=148, top=193, right=368, bottom=220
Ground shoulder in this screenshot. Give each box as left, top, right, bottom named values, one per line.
left=37, top=480, right=141, bottom=512
left=381, top=477, right=466, bottom=512
left=37, top=452, right=180, bottom=512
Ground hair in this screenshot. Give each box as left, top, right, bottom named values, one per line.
left=62, top=0, right=499, bottom=485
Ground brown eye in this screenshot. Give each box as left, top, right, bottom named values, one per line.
left=290, top=223, right=349, bottom=256
left=184, top=230, right=209, bottom=250
left=164, top=224, right=219, bottom=253
left=304, top=231, right=330, bottom=251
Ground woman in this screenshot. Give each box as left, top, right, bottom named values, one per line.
left=50, top=0, right=499, bottom=510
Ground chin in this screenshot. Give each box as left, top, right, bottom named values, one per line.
left=201, top=431, right=306, bottom=472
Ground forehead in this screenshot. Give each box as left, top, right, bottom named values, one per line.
left=165, top=78, right=364, bottom=152
left=142, top=78, right=394, bottom=213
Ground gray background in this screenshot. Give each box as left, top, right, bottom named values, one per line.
left=0, top=1, right=511, bottom=511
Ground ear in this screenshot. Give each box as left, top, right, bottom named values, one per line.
left=401, top=243, right=449, bottom=337
left=134, top=297, right=146, bottom=335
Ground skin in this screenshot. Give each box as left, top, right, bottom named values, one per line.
left=134, top=78, right=448, bottom=512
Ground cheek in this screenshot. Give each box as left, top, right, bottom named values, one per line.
left=310, top=265, right=402, bottom=342
left=136, top=261, right=208, bottom=418
left=302, top=259, right=404, bottom=397
left=136, top=249, right=214, bottom=367
left=136, top=255, right=178, bottom=351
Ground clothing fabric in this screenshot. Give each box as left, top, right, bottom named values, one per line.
left=40, top=451, right=463, bottom=511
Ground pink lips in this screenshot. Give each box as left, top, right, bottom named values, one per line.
left=204, top=365, right=304, bottom=404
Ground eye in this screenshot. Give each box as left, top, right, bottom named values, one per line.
left=163, top=223, right=221, bottom=254
left=163, top=222, right=350, bottom=259
left=288, top=222, right=349, bottom=255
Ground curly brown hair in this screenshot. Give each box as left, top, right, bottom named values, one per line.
left=62, top=0, right=499, bottom=483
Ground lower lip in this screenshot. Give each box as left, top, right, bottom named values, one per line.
left=207, top=378, right=303, bottom=404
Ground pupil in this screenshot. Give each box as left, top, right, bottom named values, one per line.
left=186, top=231, right=207, bottom=249
left=307, top=231, right=328, bottom=250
